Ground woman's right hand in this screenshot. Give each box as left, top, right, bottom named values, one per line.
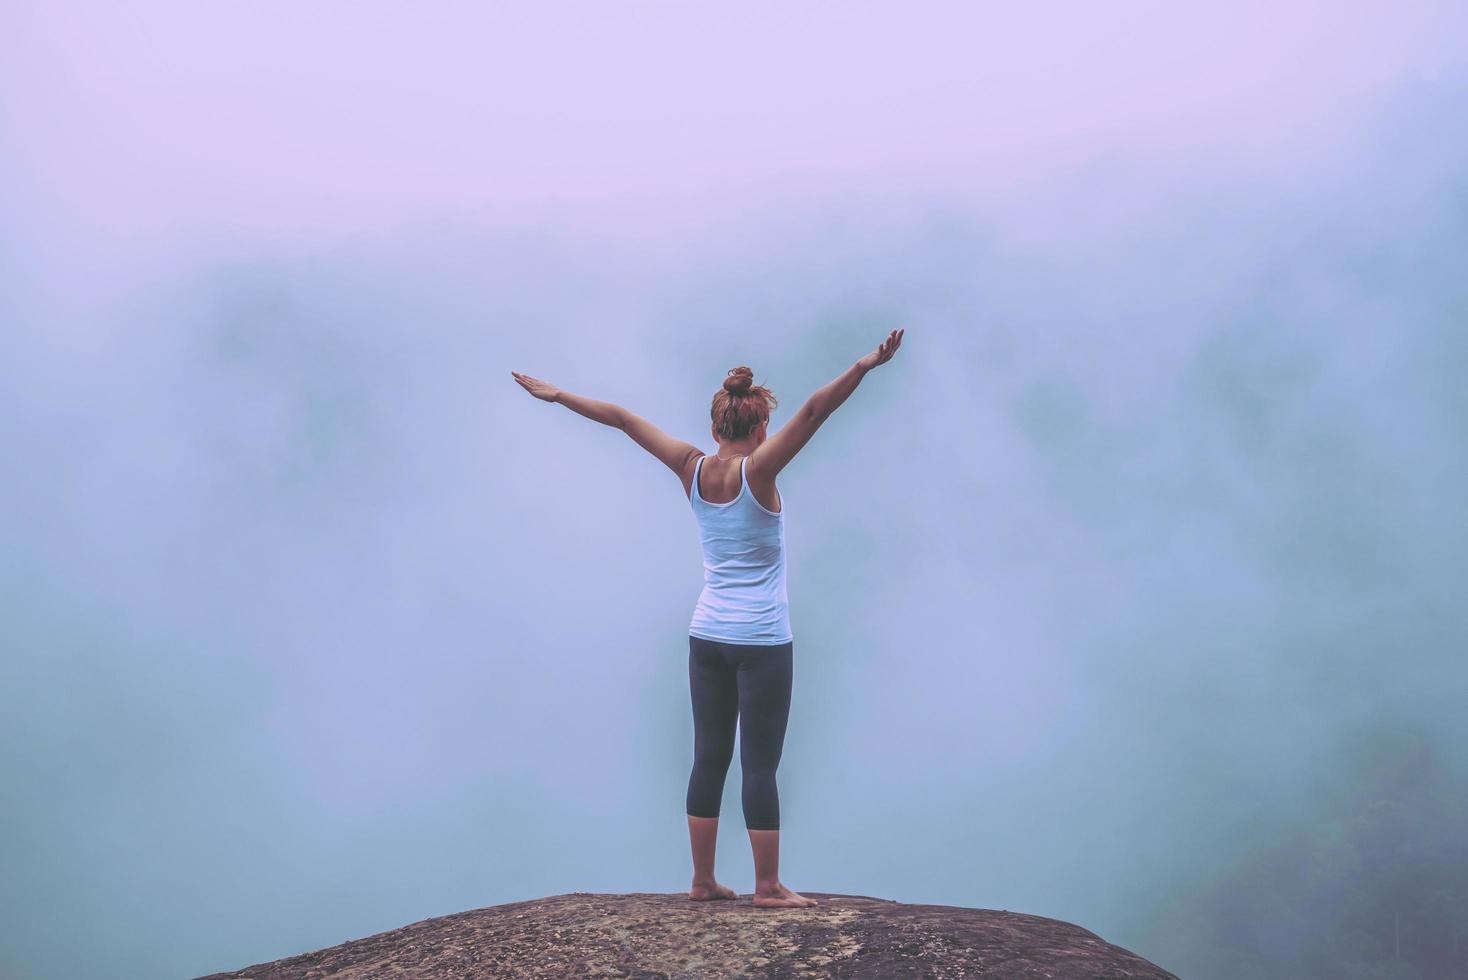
left=857, top=326, right=904, bottom=372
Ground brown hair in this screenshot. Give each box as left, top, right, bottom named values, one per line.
left=711, top=366, right=779, bottom=440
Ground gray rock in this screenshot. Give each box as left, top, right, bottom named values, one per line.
left=197, top=891, right=1179, bottom=979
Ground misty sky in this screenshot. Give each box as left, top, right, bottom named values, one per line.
left=3, top=3, right=1468, bottom=978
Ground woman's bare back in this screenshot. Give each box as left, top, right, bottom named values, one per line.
left=686, top=454, right=782, bottom=514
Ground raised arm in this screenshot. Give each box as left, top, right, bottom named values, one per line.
left=510, top=371, right=701, bottom=480
left=749, top=326, right=904, bottom=480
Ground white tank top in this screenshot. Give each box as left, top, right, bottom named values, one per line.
left=688, top=454, right=792, bottom=644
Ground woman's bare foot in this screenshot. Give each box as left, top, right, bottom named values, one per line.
left=688, top=879, right=738, bottom=901
left=752, top=881, right=818, bottom=908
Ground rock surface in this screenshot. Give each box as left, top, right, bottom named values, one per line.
left=197, top=891, right=1179, bottom=979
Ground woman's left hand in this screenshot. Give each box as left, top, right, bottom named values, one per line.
left=511, top=371, right=561, bottom=403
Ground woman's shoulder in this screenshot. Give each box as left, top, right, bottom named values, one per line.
left=743, top=456, right=783, bottom=515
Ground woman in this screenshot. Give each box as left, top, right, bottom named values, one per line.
left=511, top=326, right=904, bottom=910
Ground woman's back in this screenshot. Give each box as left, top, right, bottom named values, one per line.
left=688, top=454, right=791, bottom=645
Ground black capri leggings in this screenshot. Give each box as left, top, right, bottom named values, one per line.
left=685, top=634, right=793, bottom=831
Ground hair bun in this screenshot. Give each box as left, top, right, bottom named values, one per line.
left=723, top=366, right=755, bottom=396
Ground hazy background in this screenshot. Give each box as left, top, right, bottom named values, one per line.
left=4, top=2, right=1467, bottom=978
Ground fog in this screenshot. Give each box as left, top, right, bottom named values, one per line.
left=3, top=3, right=1467, bottom=978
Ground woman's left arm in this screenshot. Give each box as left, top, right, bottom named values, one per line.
left=619, top=409, right=702, bottom=478
left=512, top=371, right=700, bottom=477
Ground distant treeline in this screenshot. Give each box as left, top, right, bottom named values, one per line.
left=1150, top=727, right=1468, bottom=979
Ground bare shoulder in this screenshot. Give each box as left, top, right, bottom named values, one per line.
left=745, top=451, right=780, bottom=490
left=746, top=448, right=776, bottom=482
left=744, top=451, right=782, bottom=513
left=680, top=449, right=706, bottom=499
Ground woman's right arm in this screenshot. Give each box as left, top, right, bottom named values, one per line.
left=806, top=359, right=870, bottom=420
left=751, top=327, right=904, bottom=478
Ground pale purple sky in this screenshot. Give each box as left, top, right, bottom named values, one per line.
left=6, top=0, right=1463, bottom=250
